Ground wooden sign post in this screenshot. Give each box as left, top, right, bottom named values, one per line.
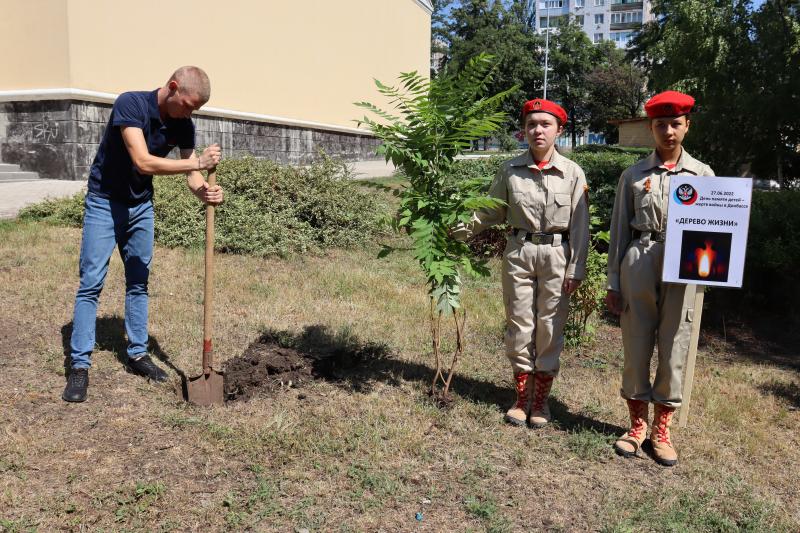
left=679, top=285, right=705, bottom=428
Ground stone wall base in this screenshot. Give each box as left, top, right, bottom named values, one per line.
left=0, top=100, right=381, bottom=180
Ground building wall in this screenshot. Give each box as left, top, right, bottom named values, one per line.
left=0, top=0, right=431, bottom=178
left=62, top=0, right=431, bottom=128
left=0, top=100, right=382, bottom=180
left=0, top=0, right=72, bottom=89
left=616, top=119, right=654, bottom=148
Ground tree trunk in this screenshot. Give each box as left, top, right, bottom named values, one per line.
left=429, top=301, right=466, bottom=405
left=570, top=110, right=577, bottom=148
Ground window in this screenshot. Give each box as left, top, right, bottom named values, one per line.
left=611, top=31, right=633, bottom=44
left=575, top=0, right=585, bottom=6
left=593, top=0, right=605, bottom=6
left=540, top=15, right=566, bottom=28
left=594, top=14, right=604, bottom=24
left=611, top=0, right=638, bottom=4
left=575, top=14, right=585, bottom=25
left=540, top=0, right=563, bottom=8
left=611, top=11, right=643, bottom=23
left=611, top=31, right=634, bottom=46
left=594, top=32, right=604, bottom=43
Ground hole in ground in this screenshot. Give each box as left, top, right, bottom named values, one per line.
left=223, top=324, right=392, bottom=403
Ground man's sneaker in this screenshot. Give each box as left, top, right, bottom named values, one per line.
left=62, top=368, right=89, bottom=402
left=128, top=355, right=168, bottom=382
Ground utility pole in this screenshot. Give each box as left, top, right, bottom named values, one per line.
left=543, top=2, right=551, bottom=99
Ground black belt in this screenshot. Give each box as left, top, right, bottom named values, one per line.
left=632, top=229, right=665, bottom=242
left=512, top=228, right=569, bottom=244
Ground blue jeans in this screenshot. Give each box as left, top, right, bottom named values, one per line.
left=69, top=193, right=154, bottom=369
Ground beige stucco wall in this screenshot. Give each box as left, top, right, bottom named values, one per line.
left=0, top=0, right=71, bottom=89
left=617, top=119, right=655, bottom=148
left=1, top=0, right=431, bottom=129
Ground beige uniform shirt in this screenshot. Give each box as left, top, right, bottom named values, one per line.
left=606, top=149, right=715, bottom=291
left=456, top=149, right=590, bottom=280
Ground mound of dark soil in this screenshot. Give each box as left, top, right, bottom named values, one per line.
left=223, top=326, right=392, bottom=402
left=223, top=340, right=313, bottom=402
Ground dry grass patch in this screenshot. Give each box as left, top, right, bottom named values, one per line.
left=0, top=218, right=798, bottom=531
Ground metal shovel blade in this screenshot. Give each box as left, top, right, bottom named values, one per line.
left=187, top=368, right=225, bottom=406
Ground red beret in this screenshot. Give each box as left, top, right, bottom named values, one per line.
left=645, top=91, right=695, bottom=118
left=521, top=98, right=568, bottom=125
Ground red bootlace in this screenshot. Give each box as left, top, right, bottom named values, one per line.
left=514, top=373, right=530, bottom=409
left=628, top=419, right=645, bottom=439
left=628, top=402, right=647, bottom=439
left=531, top=374, right=553, bottom=411
left=654, top=411, right=672, bottom=444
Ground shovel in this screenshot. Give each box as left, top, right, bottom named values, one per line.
left=187, top=167, right=225, bottom=406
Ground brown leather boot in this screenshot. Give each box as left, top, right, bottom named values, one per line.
left=527, top=372, right=554, bottom=428
left=651, top=404, right=678, bottom=466
left=613, top=399, right=649, bottom=458
left=504, top=372, right=532, bottom=426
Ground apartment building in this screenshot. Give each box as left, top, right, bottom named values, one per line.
left=536, top=0, right=653, bottom=48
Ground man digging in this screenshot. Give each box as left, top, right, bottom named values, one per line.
left=63, top=66, right=223, bottom=403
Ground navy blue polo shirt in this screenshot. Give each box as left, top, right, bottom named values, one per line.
left=88, top=89, right=195, bottom=204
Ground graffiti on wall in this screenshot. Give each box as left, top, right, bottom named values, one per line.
left=32, top=119, right=59, bottom=143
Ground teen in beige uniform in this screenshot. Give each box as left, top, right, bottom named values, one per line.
left=456, top=99, right=589, bottom=428
left=605, top=91, right=714, bottom=466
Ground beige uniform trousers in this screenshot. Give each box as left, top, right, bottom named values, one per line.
left=619, top=237, right=696, bottom=408
left=502, top=233, right=570, bottom=375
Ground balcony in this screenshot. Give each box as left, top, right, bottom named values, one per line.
left=610, top=21, right=642, bottom=30
left=610, top=2, right=643, bottom=10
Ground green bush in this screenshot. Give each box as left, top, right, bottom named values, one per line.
left=564, top=209, right=610, bottom=348
left=570, top=149, right=646, bottom=228
left=19, top=155, right=389, bottom=257
left=447, top=155, right=508, bottom=183
left=19, top=192, right=85, bottom=226
left=572, top=144, right=651, bottom=156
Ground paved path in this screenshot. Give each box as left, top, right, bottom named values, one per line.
left=348, top=159, right=396, bottom=180
left=0, top=180, right=87, bottom=220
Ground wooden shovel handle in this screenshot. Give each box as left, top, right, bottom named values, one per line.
left=202, top=168, right=216, bottom=373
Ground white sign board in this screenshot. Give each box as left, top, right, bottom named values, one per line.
left=662, top=176, right=752, bottom=287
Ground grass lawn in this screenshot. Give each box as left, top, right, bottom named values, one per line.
left=1, top=204, right=798, bottom=531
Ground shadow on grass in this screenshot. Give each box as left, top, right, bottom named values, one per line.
left=246, top=324, right=623, bottom=435
left=551, top=400, right=627, bottom=437
left=257, top=324, right=514, bottom=408
left=61, top=316, right=187, bottom=396
left=759, top=380, right=800, bottom=409
left=700, top=308, right=800, bottom=372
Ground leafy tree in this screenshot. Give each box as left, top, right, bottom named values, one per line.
left=438, top=1, right=647, bottom=144
left=431, top=0, right=453, bottom=77
left=507, top=0, right=537, bottom=30
left=547, top=21, right=596, bottom=146
left=749, top=0, right=800, bottom=183
left=586, top=43, right=647, bottom=143
left=629, top=0, right=800, bottom=183
left=445, top=0, right=544, bottom=126
left=356, top=54, right=516, bottom=401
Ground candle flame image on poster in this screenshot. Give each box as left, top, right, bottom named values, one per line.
left=678, top=230, right=732, bottom=283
